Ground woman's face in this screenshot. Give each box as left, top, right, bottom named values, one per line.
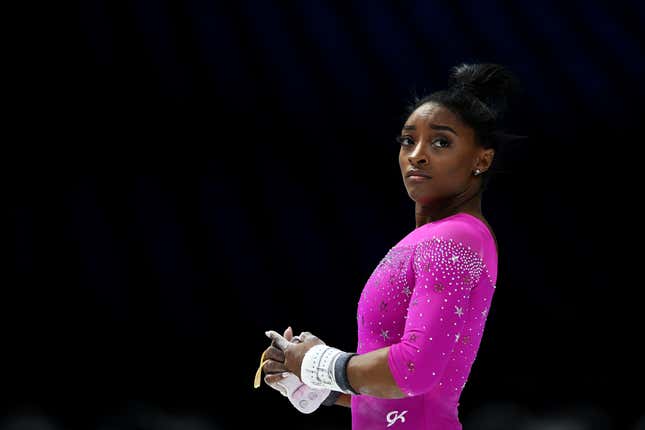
left=398, top=102, right=491, bottom=206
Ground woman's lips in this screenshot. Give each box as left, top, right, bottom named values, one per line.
left=407, top=175, right=431, bottom=182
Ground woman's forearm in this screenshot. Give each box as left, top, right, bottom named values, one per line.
left=263, top=331, right=405, bottom=401
left=346, top=346, right=406, bottom=399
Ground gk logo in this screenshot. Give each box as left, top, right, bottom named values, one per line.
left=386, top=410, right=408, bottom=427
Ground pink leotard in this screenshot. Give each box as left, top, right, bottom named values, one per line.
left=352, top=212, right=498, bottom=429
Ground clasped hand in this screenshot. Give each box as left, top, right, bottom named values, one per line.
left=262, top=327, right=324, bottom=382
left=258, top=327, right=331, bottom=414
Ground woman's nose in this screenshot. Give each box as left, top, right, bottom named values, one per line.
left=410, top=157, right=427, bottom=166
left=409, top=143, right=428, bottom=165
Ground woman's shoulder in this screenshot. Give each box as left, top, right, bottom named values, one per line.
left=416, top=213, right=496, bottom=255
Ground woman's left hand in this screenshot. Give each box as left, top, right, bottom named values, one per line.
left=264, top=330, right=325, bottom=380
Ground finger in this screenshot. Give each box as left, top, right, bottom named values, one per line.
left=264, top=372, right=290, bottom=385
left=262, top=359, right=288, bottom=375
left=262, top=345, right=285, bottom=363
left=265, top=330, right=291, bottom=351
left=298, top=331, right=315, bottom=341
left=283, top=326, right=293, bottom=342
left=298, top=331, right=324, bottom=345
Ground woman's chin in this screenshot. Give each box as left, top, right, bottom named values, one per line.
left=407, top=191, right=436, bottom=206
left=406, top=187, right=428, bottom=200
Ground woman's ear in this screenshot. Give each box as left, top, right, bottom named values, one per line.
left=475, top=148, right=495, bottom=173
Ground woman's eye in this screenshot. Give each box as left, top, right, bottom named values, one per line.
left=432, top=138, right=451, bottom=148
left=396, top=136, right=414, bottom=146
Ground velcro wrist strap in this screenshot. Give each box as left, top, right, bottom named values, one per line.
left=334, top=352, right=360, bottom=395
left=301, top=345, right=359, bottom=395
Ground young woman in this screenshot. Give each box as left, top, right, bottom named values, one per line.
left=260, top=62, right=523, bottom=429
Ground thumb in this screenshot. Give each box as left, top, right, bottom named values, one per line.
left=283, top=326, right=293, bottom=341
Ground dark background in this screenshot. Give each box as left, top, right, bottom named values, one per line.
left=6, top=1, right=643, bottom=429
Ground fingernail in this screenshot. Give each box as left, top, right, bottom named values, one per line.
left=265, top=331, right=271, bottom=338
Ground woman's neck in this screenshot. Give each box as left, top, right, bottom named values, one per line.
left=415, top=192, right=483, bottom=228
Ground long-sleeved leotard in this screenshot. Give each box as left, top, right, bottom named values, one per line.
left=352, top=213, right=498, bottom=429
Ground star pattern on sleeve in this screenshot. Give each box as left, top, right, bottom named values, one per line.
left=454, top=306, right=464, bottom=317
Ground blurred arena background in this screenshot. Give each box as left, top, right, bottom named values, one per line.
left=6, top=1, right=643, bottom=429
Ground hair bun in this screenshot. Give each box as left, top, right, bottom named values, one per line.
left=448, top=63, right=522, bottom=120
